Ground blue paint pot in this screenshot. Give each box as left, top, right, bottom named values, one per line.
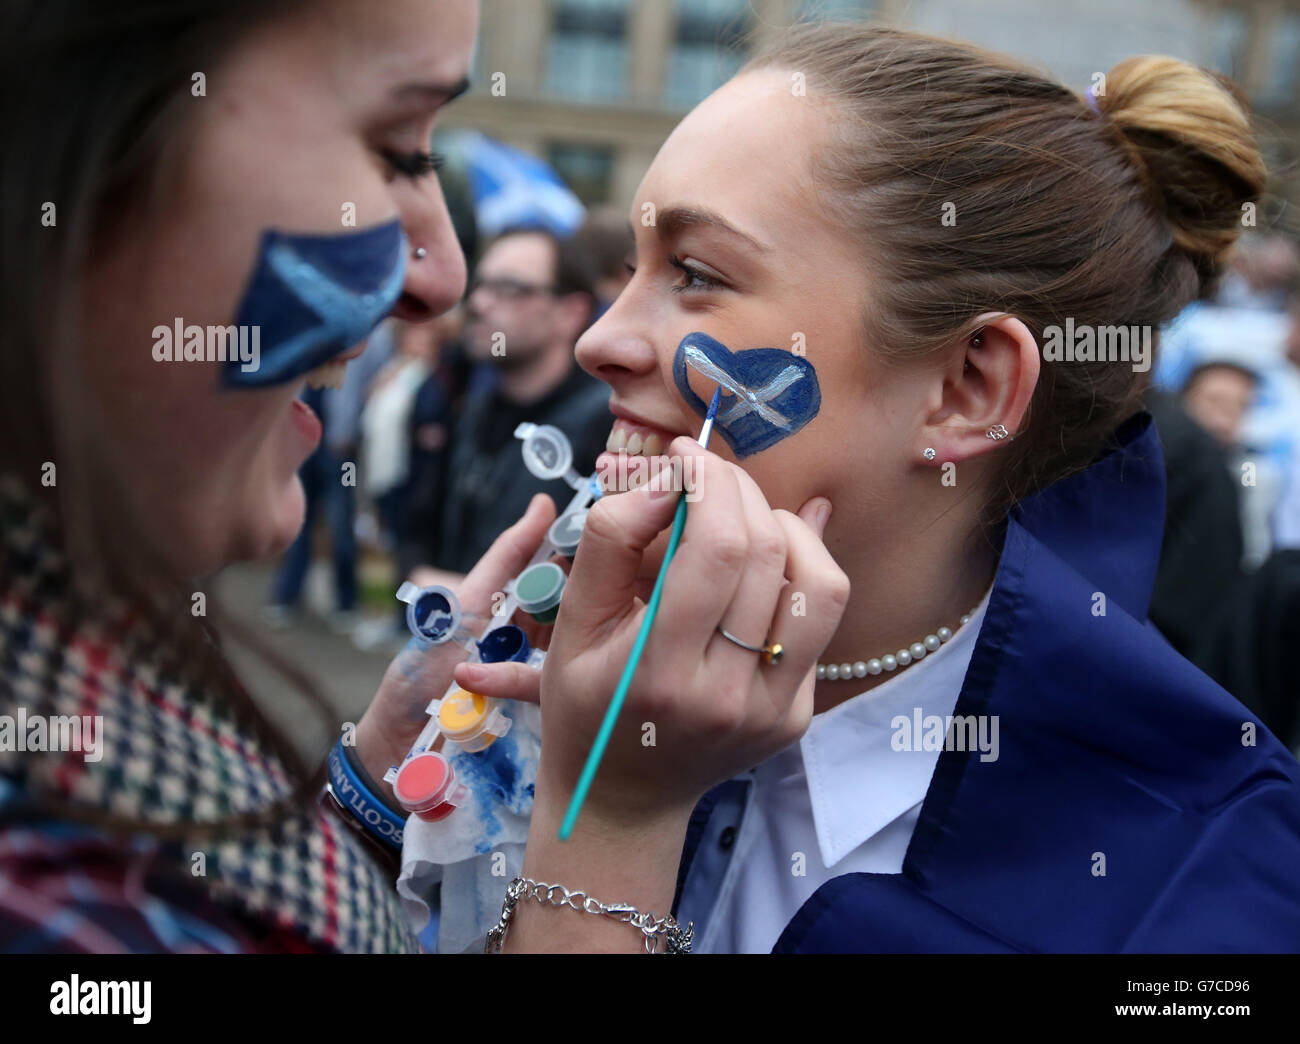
left=476, top=625, right=532, bottom=664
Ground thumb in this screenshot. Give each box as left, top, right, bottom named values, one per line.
left=454, top=660, right=542, bottom=705
left=797, top=496, right=833, bottom=539
left=457, top=493, right=557, bottom=615
left=561, top=481, right=681, bottom=633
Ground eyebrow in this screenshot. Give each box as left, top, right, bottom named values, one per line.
left=653, top=205, right=772, bottom=254
left=392, top=76, right=471, bottom=103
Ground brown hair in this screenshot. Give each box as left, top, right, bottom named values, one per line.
left=744, top=24, right=1267, bottom=517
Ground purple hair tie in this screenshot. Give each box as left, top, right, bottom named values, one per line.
left=1085, top=83, right=1103, bottom=115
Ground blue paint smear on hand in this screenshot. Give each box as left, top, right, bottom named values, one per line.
left=672, top=331, right=820, bottom=457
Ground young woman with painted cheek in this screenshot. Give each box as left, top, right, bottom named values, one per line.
left=571, top=68, right=1006, bottom=710
left=0, top=0, right=573, bottom=954
left=79, top=0, right=473, bottom=580
left=461, top=27, right=1300, bottom=955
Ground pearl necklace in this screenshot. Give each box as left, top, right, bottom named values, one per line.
left=815, top=602, right=982, bottom=681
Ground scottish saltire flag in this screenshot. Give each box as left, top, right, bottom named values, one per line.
left=458, top=130, right=585, bottom=238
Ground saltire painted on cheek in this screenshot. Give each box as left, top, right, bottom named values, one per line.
left=223, top=218, right=408, bottom=387
left=672, top=331, right=820, bottom=458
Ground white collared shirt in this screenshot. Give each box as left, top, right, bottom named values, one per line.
left=696, top=589, right=992, bottom=954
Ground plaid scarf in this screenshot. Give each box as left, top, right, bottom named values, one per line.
left=0, top=475, right=415, bottom=953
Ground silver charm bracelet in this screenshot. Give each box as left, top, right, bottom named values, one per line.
left=485, top=877, right=694, bottom=953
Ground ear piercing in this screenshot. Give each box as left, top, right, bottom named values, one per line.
left=923, top=447, right=937, bottom=461
left=413, top=246, right=427, bottom=260
left=986, top=424, right=1009, bottom=440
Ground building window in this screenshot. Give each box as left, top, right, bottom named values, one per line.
left=548, top=142, right=615, bottom=206
left=1259, top=12, right=1300, bottom=105
left=665, top=0, right=752, bottom=109
left=544, top=0, right=629, bottom=102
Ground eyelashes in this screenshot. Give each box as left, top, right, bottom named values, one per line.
left=624, top=255, right=725, bottom=294
left=380, top=148, right=446, bottom=180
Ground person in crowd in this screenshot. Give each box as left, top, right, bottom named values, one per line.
left=401, top=225, right=611, bottom=588
left=1180, top=360, right=1259, bottom=450
left=1149, top=311, right=1300, bottom=751
left=1273, top=294, right=1300, bottom=548
left=361, top=320, right=440, bottom=552
left=1146, top=388, right=1245, bottom=663
left=1215, top=234, right=1300, bottom=312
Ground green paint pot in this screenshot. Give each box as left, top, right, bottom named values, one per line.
left=515, top=561, right=566, bottom=624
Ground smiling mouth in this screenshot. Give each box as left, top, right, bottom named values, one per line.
left=603, top=416, right=684, bottom=457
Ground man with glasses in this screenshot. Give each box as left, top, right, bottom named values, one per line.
left=401, top=226, right=611, bottom=586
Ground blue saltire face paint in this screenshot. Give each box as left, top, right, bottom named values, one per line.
left=223, top=218, right=407, bottom=387
left=673, top=331, right=821, bottom=458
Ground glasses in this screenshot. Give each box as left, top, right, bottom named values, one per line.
left=467, top=276, right=560, bottom=301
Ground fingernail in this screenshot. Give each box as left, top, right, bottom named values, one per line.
left=459, top=663, right=484, bottom=685
left=815, top=500, right=832, bottom=535
left=648, top=482, right=681, bottom=501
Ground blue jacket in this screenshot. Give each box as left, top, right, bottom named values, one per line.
left=676, top=413, right=1300, bottom=952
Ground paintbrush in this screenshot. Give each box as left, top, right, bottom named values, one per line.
left=558, top=385, right=722, bottom=840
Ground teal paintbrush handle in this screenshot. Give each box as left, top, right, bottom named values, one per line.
left=558, top=491, right=689, bottom=840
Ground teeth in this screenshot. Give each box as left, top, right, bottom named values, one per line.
left=304, top=359, right=347, bottom=390
left=607, top=423, right=675, bottom=458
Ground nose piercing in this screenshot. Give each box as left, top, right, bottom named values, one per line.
left=413, top=246, right=427, bottom=260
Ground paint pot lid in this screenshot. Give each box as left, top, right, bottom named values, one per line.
left=548, top=509, right=589, bottom=551
left=438, top=689, right=489, bottom=737
left=408, top=587, right=460, bottom=642
left=393, top=752, right=451, bottom=808
left=519, top=424, right=573, bottom=480
left=515, top=561, right=566, bottom=613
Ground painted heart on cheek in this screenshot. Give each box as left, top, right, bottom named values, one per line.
left=673, top=331, right=821, bottom=458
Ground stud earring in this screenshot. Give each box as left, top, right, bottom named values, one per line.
left=986, top=424, right=1009, bottom=440
left=413, top=246, right=427, bottom=260
left=923, top=447, right=936, bottom=461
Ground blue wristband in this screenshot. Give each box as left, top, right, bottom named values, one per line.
left=327, top=740, right=405, bottom=850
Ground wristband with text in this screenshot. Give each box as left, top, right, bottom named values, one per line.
left=326, top=739, right=405, bottom=850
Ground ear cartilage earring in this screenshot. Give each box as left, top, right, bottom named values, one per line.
left=923, top=447, right=937, bottom=461
left=413, top=246, right=427, bottom=259
left=986, top=424, right=1009, bottom=441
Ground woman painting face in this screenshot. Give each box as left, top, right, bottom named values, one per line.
left=78, top=0, right=477, bottom=579
left=580, top=70, right=923, bottom=525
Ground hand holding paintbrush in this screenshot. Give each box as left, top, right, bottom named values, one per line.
left=454, top=394, right=846, bottom=840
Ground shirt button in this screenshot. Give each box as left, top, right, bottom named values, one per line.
left=718, top=826, right=737, bottom=851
